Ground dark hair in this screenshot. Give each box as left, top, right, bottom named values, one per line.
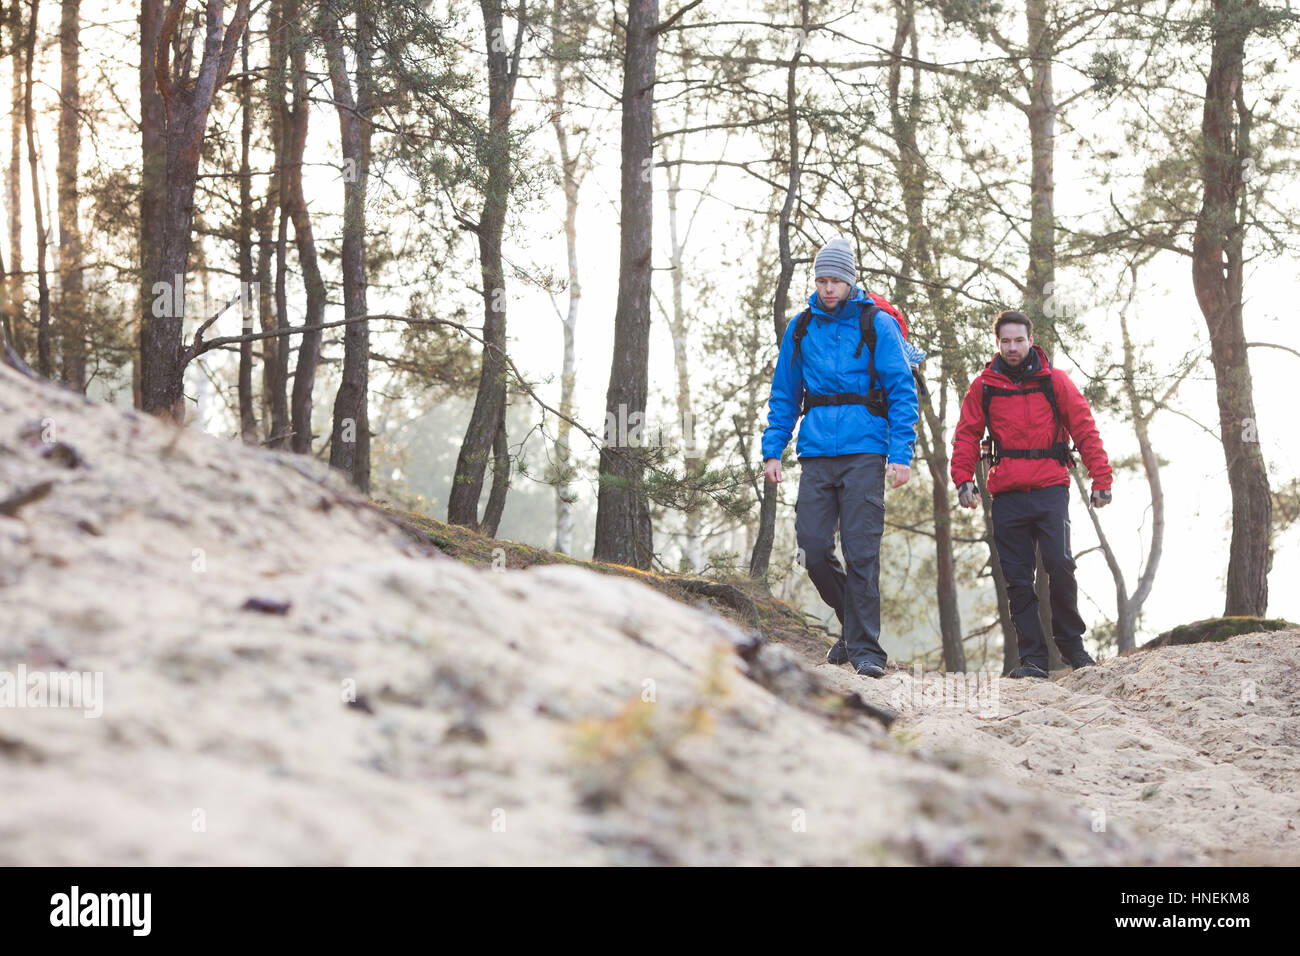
left=993, top=310, right=1032, bottom=338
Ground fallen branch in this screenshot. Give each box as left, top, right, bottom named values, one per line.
left=0, top=479, right=54, bottom=516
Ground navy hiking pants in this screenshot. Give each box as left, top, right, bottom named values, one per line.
left=795, top=452, right=888, bottom=668
left=991, top=483, right=1088, bottom=669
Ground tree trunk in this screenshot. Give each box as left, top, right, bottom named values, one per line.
left=1023, top=0, right=1056, bottom=352
left=977, top=461, right=1019, bottom=675
left=1, top=251, right=33, bottom=372
left=1036, top=552, right=1063, bottom=669
left=482, top=413, right=510, bottom=536
left=1191, top=0, right=1271, bottom=615
left=285, top=0, right=326, bottom=456
left=888, top=0, right=965, bottom=671
left=1024, top=0, right=1060, bottom=667
left=140, top=0, right=251, bottom=419
left=23, top=0, right=51, bottom=379
left=592, top=0, right=658, bottom=568
left=1117, top=310, right=1164, bottom=650
left=448, top=0, right=524, bottom=528
left=917, top=413, right=966, bottom=672
left=57, top=0, right=85, bottom=391
left=237, top=22, right=256, bottom=442
left=259, top=0, right=287, bottom=445
left=662, top=126, right=710, bottom=570
left=273, top=183, right=290, bottom=444
left=549, top=0, right=583, bottom=554
left=1074, top=302, right=1169, bottom=654
left=254, top=187, right=280, bottom=442
left=749, top=0, right=808, bottom=582
left=0, top=245, right=9, bottom=354
left=322, top=4, right=373, bottom=490
left=137, top=0, right=164, bottom=410
left=7, top=1, right=27, bottom=361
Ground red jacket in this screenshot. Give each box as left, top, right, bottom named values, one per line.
left=951, top=345, right=1112, bottom=494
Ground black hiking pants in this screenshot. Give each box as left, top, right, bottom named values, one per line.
left=991, top=482, right=1088, bottom=669
left=795, top=452, right=888, bottom=668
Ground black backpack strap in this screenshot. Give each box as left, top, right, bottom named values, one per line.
left=854, top=304, right=881, bottom=389
left=801, top=390, right=888, bottom=418
left=1039, top=374, right=1063, bottom=441
left=1038, top=373, right=1076, bottom=466
left=790, top=308, right=814, bottom=361
left=982, top=375, right=1073, bottom=466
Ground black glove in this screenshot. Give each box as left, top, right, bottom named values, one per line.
left=957, top=480, right=979, bottom=508
left=1090, top=488, right=1112, bottom=509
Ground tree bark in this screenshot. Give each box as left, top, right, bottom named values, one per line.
left=749, top=0, right=808, bottom=582
left=7, top=1, right=27, bottom=361
left=137, top=0, right=164, bottom=410
left=1024, top=0, right=1060, bottom=668
left=273, top=180, right=290, bottom=443
left=592, top=0, right=658, bottom=568
left=24, top=0, right=51, bottom=378
left=1036, top=552, right=1062, bottom=670
left=285, top=0, right=326, bottom=455
left=975, top=460, right=1019, bottom=675
left=1191, top=0, right=1271, bottom=615
left=0, top=245, right=9, bottom=355
left=1117, top=311, right=1164, bottom=650
left=259, top=0, right=287, bottom=444
left=254, top=187, right=280, bottom=441
left=448, top=0, right=525, bottom=528
left=660, top=114, right=722, bottom=570
left=140, top=0, right=251, bottom=419
left=549, top=0, right=585, bottom=554
left=322, top=3, right=373, bottom=490
left=57, top=0, right=85, bottom=391
left=1076, top=305, right=1167, bottom=652
left=888, top=0, right=965, bottom=671
left=1, top=246, right=33, bottom=372
left=1023, top=0, right=1056, bottom=353
left=237, top=21, right=256, bottom=442
left=482, top=412, right=511, bottom=536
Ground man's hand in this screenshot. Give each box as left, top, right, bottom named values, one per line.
left=957, top=480, right=979, bottom=509
left=1090, top=488, right=1112, bottom=509
left=764, top=458, right=783, bottom=484
left=886, top=463, right=911, bottom=489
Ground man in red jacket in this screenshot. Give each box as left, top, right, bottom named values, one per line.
left=951, top=311, right=1112, bottom=678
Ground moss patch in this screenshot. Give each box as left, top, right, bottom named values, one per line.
left=1143, top=616, right=1298, bottom=650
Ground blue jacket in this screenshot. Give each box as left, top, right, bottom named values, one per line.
left=761, top=286, right=919, bottom=464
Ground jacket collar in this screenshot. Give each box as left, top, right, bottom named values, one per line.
left=807, top=285, right=868, bottom=321
left=984, top=344, right=1052, bottom=386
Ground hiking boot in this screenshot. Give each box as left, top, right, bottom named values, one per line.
left=1007, top=663, right=1050, bottom=679
left=1060, top=647, right=1096, bottom=669
left=854, top=661, right=885, bottom=679
left=826, top=639, right=849, bottom=665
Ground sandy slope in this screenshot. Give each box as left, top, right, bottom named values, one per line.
left=814, top=632, right=1300, bottom=864
left=0, top=365, right=1291, bottom=864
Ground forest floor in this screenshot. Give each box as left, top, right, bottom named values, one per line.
left=2, top=363, right=1296, bottom=865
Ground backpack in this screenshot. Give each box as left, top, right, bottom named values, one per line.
left=980, top=375, right=1076, bottom=468
left=790, top=292, right=928, bottom=418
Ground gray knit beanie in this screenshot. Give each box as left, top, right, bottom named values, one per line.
left=813, top=237, right=855, bottom=285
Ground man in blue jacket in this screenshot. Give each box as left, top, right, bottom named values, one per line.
left=761, top=238, right=919, bottom=677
